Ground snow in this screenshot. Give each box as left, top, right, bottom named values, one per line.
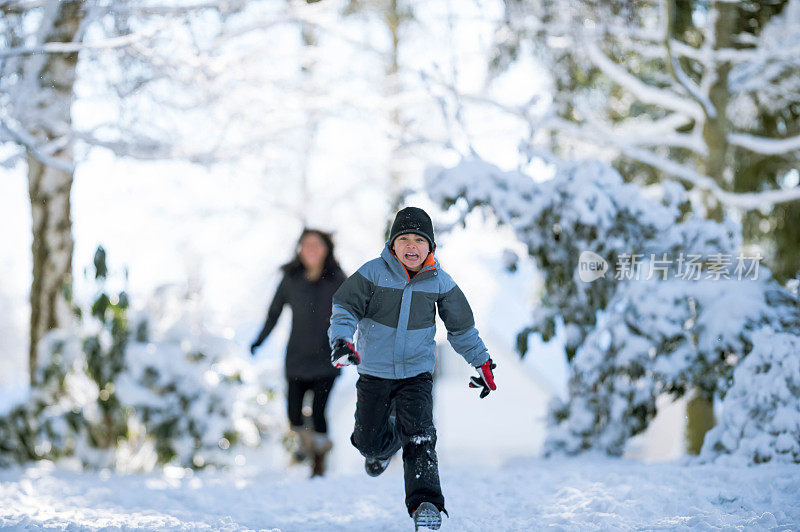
left=1, top=455, right=798, bottom=530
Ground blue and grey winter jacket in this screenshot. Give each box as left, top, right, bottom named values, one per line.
left=328, top=241, right=489, bottom=379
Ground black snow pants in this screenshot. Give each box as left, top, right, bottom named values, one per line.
left=350, top=371, right=446, bottom=516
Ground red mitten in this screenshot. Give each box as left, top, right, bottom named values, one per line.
left=331, top=339, right=361, bottom=368
left=469, top=358, right=497, bottom=398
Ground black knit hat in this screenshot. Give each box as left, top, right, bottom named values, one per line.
left=389, top=207, right=436, bottom=251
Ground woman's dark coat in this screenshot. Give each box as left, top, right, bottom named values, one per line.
left=254, top=268, right=345, bottom=379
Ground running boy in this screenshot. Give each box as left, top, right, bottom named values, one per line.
left=328, top=206, right=497, bottom=531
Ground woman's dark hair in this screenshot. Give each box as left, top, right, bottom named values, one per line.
left=280, top=228, right=344, bottom=280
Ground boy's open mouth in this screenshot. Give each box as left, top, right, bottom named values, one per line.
left=404, top=252, right=420, bottom=262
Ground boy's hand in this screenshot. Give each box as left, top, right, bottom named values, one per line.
left=469, top=357, right=497, bottom=398
left=331, top=338, right=361, bottom=368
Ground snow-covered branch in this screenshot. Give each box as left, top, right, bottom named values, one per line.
left=540, top=117, right=800, bottom=208
left=728, top=132, right=800, bottom=155
left=0, top=0, right=45, bottom=12
left=623, top=113, right=697, bottom=138
left=620, top=129, right=705, bottom=154
left=618, top=143, right=800, bottom=208
left=0, top=27, right=160, bottom=58
left=0, top=115, right=73, bottom=173
left=585, top=41, right=704, bottom=121
left=426, top=57, right=799, bottom=210
left=662, top=0, right=716, bottom=119
left=603, top=20, right=800, bottom=65
left=72, top=131, right=222, bottom=166
left=575, top=100, right=706, bottom=156
left=104, top=1, right=243, bottom=17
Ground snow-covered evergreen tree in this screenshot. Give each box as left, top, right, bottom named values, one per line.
left=0, top=328, right=87, bottom=466
left=118, top=282, right=279, bottom=469
left=0, top=248, right=278, bottom=470
left=701, top=327, right=800, bottom=464
left=546, top=275, right=798, bottom=456
left=427, top=157, right=739, bottom=358
left=426, top=156, right=800, bottom=462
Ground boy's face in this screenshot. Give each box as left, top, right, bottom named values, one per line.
left=392, top=233, right=430, bottom=272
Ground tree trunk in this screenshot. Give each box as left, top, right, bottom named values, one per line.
left=700, top=0, right=736, bottom=220
left=385, top=0, right=406, bottom=218
left=685, top=390, right=716, bottom=455
left=27, top=156, right=75, bottom=385
left=25, top=0, right=85, bottom=385
left=683, top=0, right=736, bottom=437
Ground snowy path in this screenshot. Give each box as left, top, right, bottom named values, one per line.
left=1, top=456, right=799, bottom=531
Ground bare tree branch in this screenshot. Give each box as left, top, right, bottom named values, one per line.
left=0, top=114, right=73, bottom=173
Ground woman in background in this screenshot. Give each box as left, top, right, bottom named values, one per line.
left=251, top=228, right=346, bottom=476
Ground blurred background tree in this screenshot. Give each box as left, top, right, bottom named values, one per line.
left=481, top=0, right=799, bottom=453
left=0, top=0, right=250, bottom=385
left=1, top=0, right=369, bottom=386
left=488, top=0, right=799, bottom=281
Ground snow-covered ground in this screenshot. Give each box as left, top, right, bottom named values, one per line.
left=1, top=304, right=798, bottom=531
left=2, top=454, right=798, bottom=530
left=2, top=360, right=799, bottom=530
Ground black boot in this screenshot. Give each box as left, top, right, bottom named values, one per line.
left=412, top=502, right=442, bottom=531
left=364, top=456, right=392, bottom=477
